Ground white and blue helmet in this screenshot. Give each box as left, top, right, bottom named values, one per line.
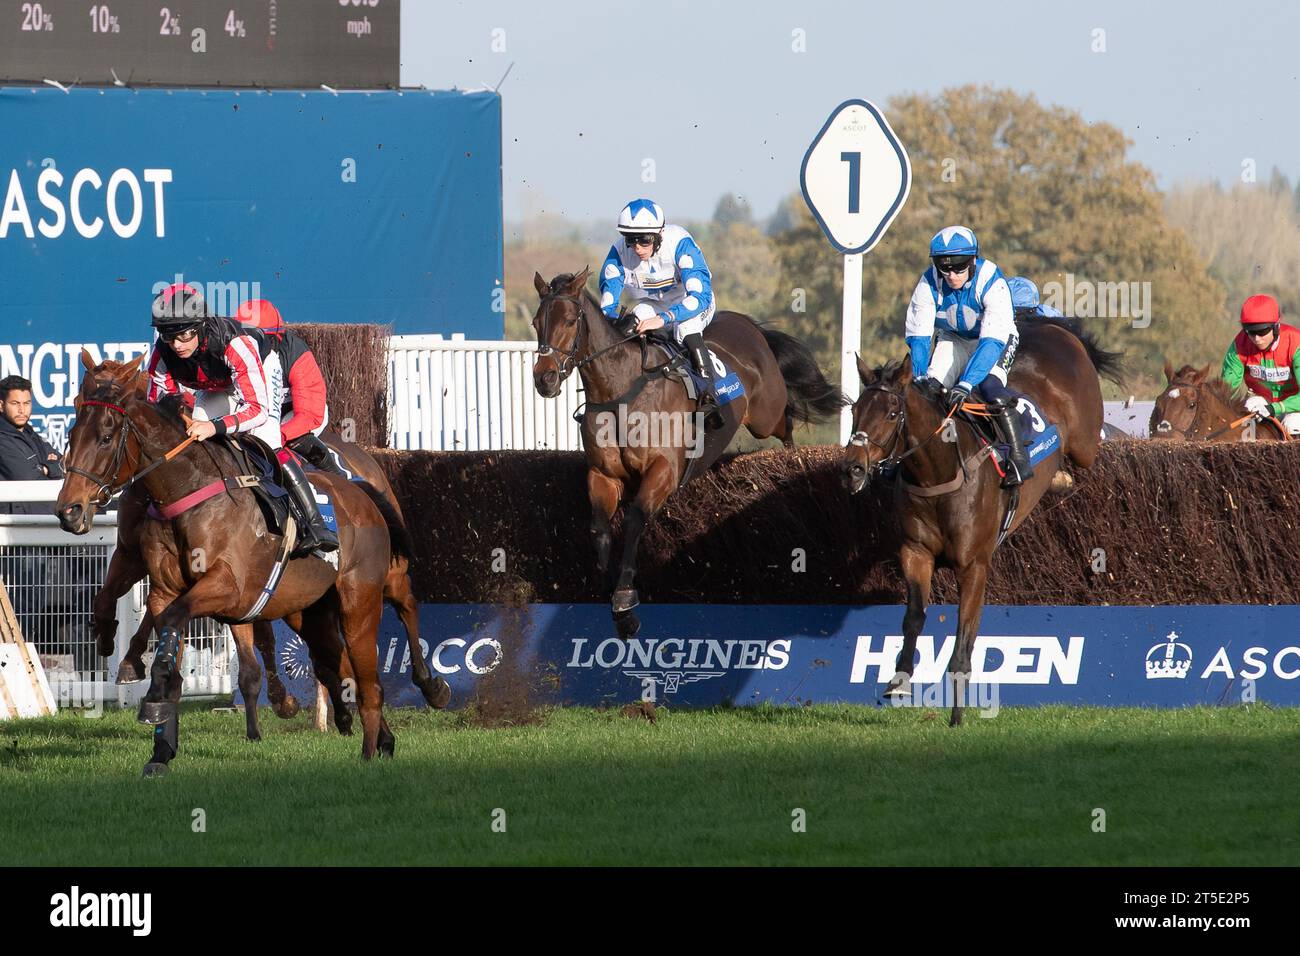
left=929, top=225, right=979, bottom=259
left=617, top=198, right=666, bottom=234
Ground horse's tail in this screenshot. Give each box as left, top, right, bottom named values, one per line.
left=1029, top=315, right=1125, bottom=385
left=351, top=478, right=415, bottom=564
left=758, top=327, right=847, bottom=425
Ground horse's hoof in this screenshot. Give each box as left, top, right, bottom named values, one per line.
left=245, top=732, right=262, bottom=743
left=115, top=659, right=145, bottom=684
left=379, top=738, right=395, bottom=758
left=137, top=700, right=176, bottom=725
left=611, top=588, right=640, bottom=615
left=1049, top=470, right=1074, bottom=494
left=424, top=676, right=452, bottom=710
left=142, top=762, right=170, bottom=778
left=274, top=696, right=301, bottom=719
left=883, top=673, right=912, bottom=698
left=614, top=611, right=641, bottom=640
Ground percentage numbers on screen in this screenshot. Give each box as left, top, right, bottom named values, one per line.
left=159, top=6, right=180, bottom=35
left=89, top=5, right=120, bottom=33
left=21, top=3, right=54, bottom=31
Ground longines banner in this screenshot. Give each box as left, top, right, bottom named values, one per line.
left=252, top=604, right=1300, bottom=710
left=0, top=85, right=503, bottom=426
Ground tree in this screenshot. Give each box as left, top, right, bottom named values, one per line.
left=1268, top=166, right=1292, bottom=197
left=770, top=85, right=1226, bottom=396
left=698, top=221, right=781, bottom=319
left=1165, top=181, right=1300, bottom=327
left=712, top=193, right=753, bottom=228
left=503, top=220, right=606, bottom=340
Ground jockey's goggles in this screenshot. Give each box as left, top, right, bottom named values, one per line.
left=1244, top=324, right=1276, bottom=338
left=934, top=256, right=975, bottom=274
left=624, top=234, right=657, bottom=248
left=159, top=326, right=201, bottom=343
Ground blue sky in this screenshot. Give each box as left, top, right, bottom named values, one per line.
left=402, top=0, right=1300, bottom=224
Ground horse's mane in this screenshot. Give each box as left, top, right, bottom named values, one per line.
left=547, top=272, right=600, bottom=309
left=863, top=358, right=905, bottom=385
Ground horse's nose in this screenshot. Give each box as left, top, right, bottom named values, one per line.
left=1156, top=421, right=1172, bottom=433
left=539, top=370, right=559, bottom=394
left=59, top=502, right=83, bottom=530
left=842, top=460, right=867, bottom=494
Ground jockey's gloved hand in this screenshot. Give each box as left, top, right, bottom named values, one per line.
left=614, top=309, right=638, bottom=336
left=946, top=382, right=972, bottom=414
left=1245, top=394, right=1274, bottom=418
left=914, top=376, right=944, bottom=403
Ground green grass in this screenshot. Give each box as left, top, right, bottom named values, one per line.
left=1, top=702, right=1297, bottom=866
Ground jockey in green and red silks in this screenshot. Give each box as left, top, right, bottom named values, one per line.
left=1223, top=294, right=1300, bottom=437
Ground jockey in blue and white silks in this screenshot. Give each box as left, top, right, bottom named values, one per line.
left=905, top=225, right=1035, bottom=486
left=599, top=198, right=723, bottom=428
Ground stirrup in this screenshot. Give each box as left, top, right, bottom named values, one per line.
left=698, top=393, right=724, bottom=431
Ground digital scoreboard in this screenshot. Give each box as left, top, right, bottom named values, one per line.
left=1, top=0, right=399, bottom=88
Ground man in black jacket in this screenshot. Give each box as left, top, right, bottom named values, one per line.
left=0, top=375, right=63, bottom=515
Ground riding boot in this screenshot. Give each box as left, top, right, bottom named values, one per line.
left=683, top=332, right=725, bottom=431
left=289, top=433, right=349, bottom=478
left=989, top=396, right=1034, bottom=487
left=280, top=456, right=339, bottom=557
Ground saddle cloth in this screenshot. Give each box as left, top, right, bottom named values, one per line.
left=646, top=332, right=746, bottom=406
left=964, top=395, right=1061, bottom=469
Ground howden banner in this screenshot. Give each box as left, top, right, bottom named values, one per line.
left=252, top=603, right=1300, bottom=711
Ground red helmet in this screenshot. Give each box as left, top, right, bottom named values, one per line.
left=236, top=299, right=285, bottom=336
left=1240, top=294, right=1281, bottom=327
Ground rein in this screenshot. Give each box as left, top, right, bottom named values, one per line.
left=1164, top=382, right=1288, bottom=441
left=1204, top=412, right=1288, bottom=442
left=64, top=398, right=196, bottom=506
left=539, top=289, right=684, bottom=419
left=849, top=384, right=994, bottom=492
left=849, top=382, right=1021, bottom=546
left=536, top=291, right=638, bottom=378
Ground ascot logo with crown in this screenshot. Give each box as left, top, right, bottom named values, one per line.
left=1145, top=631, right=1193, bottom=679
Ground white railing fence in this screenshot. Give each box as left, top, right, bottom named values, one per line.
left=387, top=335, right=582, bottom=451
left=0, top=482, right=233, bottom=710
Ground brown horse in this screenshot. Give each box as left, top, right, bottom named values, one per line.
left=57, top=354, right=405, bottom=772
left=841, top=318, right=1121, bottom=725
left=93, top=424, right=450, bottom=742
left=531, top=268, right=843, bottom=636
left=1150, top=361, right=1288, bottom=441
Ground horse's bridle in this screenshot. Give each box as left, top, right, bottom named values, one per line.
left=850, top=381, right=988, bottom=487
left=849, top=384, right=909, bottom=477
left=1156, top=382, right=1205, bottom=439
left=536, top=292, right=590, bottom=380
left=536, top=290, right=639, bottom=381
left=64, top=396, right=187, bottom=507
